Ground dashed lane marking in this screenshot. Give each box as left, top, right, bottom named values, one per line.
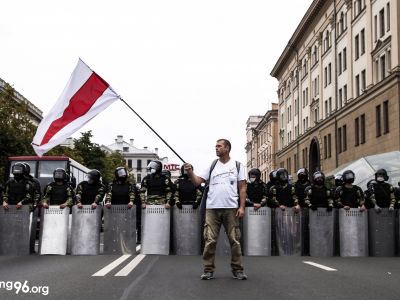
left=92, top=254, right=132, bottom=276
left=303, top=261, right=337, bottom=271
left=115, top=254, right=146, bottom=276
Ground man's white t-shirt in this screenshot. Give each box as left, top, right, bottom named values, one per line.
left=199, top=159, right=246, bottom=209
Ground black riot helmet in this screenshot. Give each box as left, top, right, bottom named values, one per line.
left=22, top=162, right=31, bottom=176
left=88, top=169, right=101, bottom=184
left=180, top=164, right=193, bottom=177
left=313, top=171, right=325, bottom=186
left=276, top=168, right=289, bottom=184
left=12, top=163, right=26, bottom=180
left=342, top=170, right=355, bottom=184
left=269, top=170, right=277, bottom=183
left=162, top=169, right=171, bottom=179
left=297, top=168, right=309, bottom=183
left=53, top=168, right=67, bottom=182
left=115, top=167, right=128, bottom=182
left=334, top=174, right=343, bottom=187
left=248, top=168, right=261, bottom=182
left=375, top=168, right=388, bottom=182
left=147, top=160, right=162, bottom=175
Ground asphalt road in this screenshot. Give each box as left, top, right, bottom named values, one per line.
left=1, top=253, right=400, bottom=300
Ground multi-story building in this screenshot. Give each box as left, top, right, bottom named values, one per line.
left=101, top=135, right=179, bottom=183
left=0, top=77, right=43, bottom=125
left=245, top=103, right=279, bottom=182
left=271, top=0, right=399, bottom=180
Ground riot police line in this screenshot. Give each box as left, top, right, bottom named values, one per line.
left=1, top=161, right=400, bottom=257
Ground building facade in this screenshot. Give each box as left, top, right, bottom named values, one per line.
left=245, top=103, right=279, bottom=182
left=0, top=77, right=43, bottom=125
left=101, top=135, right=179, bottom=183
left=271, top=0, right=400, bottom=178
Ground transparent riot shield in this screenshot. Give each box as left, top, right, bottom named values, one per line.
left=71, top=205, right=102, bottom=255
left=39, top=206, right=70, bottom=255
left=172, top=205, right=201, bottom=255
left=309, top=208, right=335, bottom=257
left=243, top=207, right=271, bottom=256
left=0, top=206, right=31, bottom=255
left=103, top=205, right=136, bottom=255
left=141, top=205, right=170, bottom=255
left=339, top=208, right=368, bottom=257
left=275, top=208, right=302, bottom=256
left=368, top=208, right=395, bottom=257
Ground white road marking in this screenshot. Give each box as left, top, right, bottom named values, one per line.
left=303, top=261, right=337, bottom=271
left=92, top=254, right=132, bottom=276
left=136, top=245, right=141, bottom=253
left=115, top=254, right=146, bottom=276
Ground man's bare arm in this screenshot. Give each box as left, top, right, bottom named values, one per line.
left=183, top=163, right=205, bottom=187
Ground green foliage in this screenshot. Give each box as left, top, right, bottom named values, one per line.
left=0, top=84, right=36, bottom=181
left=103, top=151, right=127, bottom=184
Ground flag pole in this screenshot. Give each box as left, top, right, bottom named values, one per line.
left=119, top=97, right=186, bottom=164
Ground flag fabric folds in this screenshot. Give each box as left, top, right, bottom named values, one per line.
left=32, top=59, right=119, bottom=156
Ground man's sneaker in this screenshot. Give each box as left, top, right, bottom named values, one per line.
left=232, top=271, right=248, bottom=280
left=200, top=272, right=214, bottom=280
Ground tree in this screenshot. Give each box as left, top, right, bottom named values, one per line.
left=0, top=84, right=36, bottom=180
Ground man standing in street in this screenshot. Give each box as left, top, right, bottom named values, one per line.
left=184, top=138, right=247, bottom=280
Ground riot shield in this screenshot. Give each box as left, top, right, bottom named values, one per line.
left=103, top=205, right=136, bottom=255
left=141, top=205, right=170, bottom=255
left=0, top=206, right=31, bottom=255
left=301, top=208, right=310, bottom=256
left=309, top=208, right=335, bottom=257
left=339, top=208, right=368, bottom=257
left=39, top=206, right=70, bottom=255
left=71, top=205, right=102, bottom=255
left=172, top=205, right=201, bottom=255
left=368, top=208, right=395, bottom=257
left=275, top=208, right=302, bottom=256
left=243, top=207, right=271, bottom=256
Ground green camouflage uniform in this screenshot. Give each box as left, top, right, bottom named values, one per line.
left=139, top=174, right=173, bottom=205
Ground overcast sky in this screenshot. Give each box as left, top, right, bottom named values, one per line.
left=1, top=0, right=312, bottom=172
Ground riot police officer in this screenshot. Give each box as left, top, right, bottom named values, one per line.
left=2, top=163, right=35, bottom=210
left=271, top=168, right=299, bottom=211
left=174, top=164, right=202, bottom=209
left=22, top=162, right=41, bottom=207
left=304, top=171, right=334, bottom=211
left=139, top=160, right=173, bottom=208
left=334, top=170, right=366, bottom=211
left=105, top=167, right=137, bottom=208
left=41, top=168, right=74, bottom=209
left=294, top=168, right=311, bottom=208
left=246, top=168, right=268, bottom=210
left=364, top=169, right=395, bottom=212
left=76, top=169, right=106, bottom=209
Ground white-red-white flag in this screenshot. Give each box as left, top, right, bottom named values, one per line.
left=32, top=59, right=119, bottom=156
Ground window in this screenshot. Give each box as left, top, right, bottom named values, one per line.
left=137, top=159, right=142, bottom=171
left=339, top=12, right=344, bottom=34
left=338, top=128, right=342, bottom=153
left=344, top=85, right=348, bottom=103
left=325, top=100, right=328, bottom=118
left=294, top=154, right=298, bottom=172
left=147, top=160, right=152, bottom=168
left=338, top=53, right=342, bottom=74
left=355, top=74, right=360, bottom=97
left=361, top=69, right=366, bottom=92
left=355, top=34, right=360, bottom=60
left=376, top=104, right=381, bottom=137
left=324, top=67, right=328, bottom=87
left=137, top=173, right=141, bottom=183
left=123, top=147, right=129, bottom=152
left=379, top=8, right=385, bottom=37
left=313, top=46, right=318, bottom=65
left=314, top=108, right=318, bottom=124
left=324, top=136, right=327, bottom=159
left=355, top=117, right=360, bottom=146
left=383, top=100, right=389, bottom=134
left=324, top=30, right=330, bottom=52
left=387, top=3, right=390, bottom=31
left=128, top=159, right=132, bottom=168
left=360, top=29, right=365, bottom=55
left=339, top=89, right=343, bottom=109
left=343, top=48, right=347, bottom=70
left=343, top=125, right=347, bottom=151
left=380, top=55, right=386, bottom=80
left=360, top=114, right=366, bottom=144
left=328, top=134, right=332, bottom=158
left=328, top=63, right=332, bottom=84
left=374, top=15, right=378, bottom=42
left=305, top=88, right=308, bottom=105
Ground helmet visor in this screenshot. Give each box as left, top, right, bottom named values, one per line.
left=117, top=168, right=127, bottom=177
left=12, top=165, right=24, bottom=175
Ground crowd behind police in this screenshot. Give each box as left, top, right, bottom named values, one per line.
left=2, top=160, right=400, bottom=253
